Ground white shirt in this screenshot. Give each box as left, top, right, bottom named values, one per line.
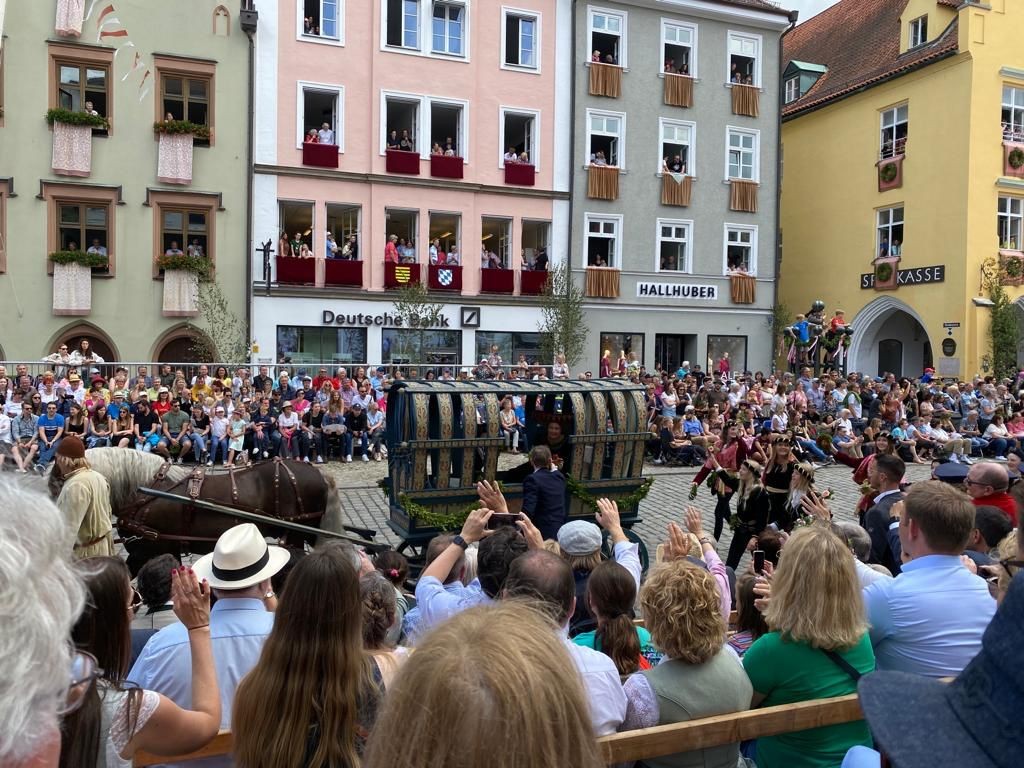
left=503, top=151, right=519, bottom=163
left=318, top=127, right=335, bottom=144
left=562, top=634, right=627, bottom=736
left=0, top=412, right=11, bottom=444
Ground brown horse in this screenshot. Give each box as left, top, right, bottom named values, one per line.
left=49, top=448, right=346, bottom=574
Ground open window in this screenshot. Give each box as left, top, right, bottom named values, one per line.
left=385, top=208, right=419, bottom=260
left=384, top=95, right=420, bottom=152
left=301, top=0, right=341, bottom=40
left=300, top=84, right=342, bottom=147
left=521, top=219, right=550, bottom=268
left=58, top=203, right=110, bottom=273
left=1002, top=87, right=1024, bottom=142
left=327, top=203, right=360, bottom=259
left=431, top=2, right=465, bottom=57
left=662, top=21, right=695, bottom=76
left=503, top=10, right=538, bottom=69
left=876, top=207, right=904, bottom=257
left=724, top=224, right=757, bottom=274
left=998, top=197, right=1023, bottom=250
left=908, top=15, right=927, bottom=48
left=588, top=8, right=625, bottom=66
left=501, top=109, right=537, bottom=166
left=585, top=214, right=621, bottom=268
left=428, top=211, right=461, bottom=262
left=657, top=219, right=691, bottom=273
left=727, top=32, right=760, bottom=86
left=481, top=216, right=512, bottom=268
left=660, top=119, right=693, bottom=175
left=56, top=61, right=110, bottom=134
left=386, top=0, right=420, bottom=49
left=279, top=201, right=314, bottom=258
left=784, top=77, right=799, bottom=104
left=429, top=101, right=463, bottom=157
left=587, top=110, right=623, bottom=167
left=162, top=209, right=209, bottom=260
left=880, top=104, right=908, bottom=158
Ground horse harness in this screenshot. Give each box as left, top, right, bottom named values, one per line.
left=118, top=458, right=316, bottom=544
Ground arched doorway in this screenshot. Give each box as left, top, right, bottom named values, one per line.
left=48, top=323, right=119, bottom=365
left=152, top=324, right=211, bottom=364
left=849, top=297, right=932, bottom=378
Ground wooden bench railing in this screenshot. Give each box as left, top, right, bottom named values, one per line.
left=135, top=693, right=863, bottom=767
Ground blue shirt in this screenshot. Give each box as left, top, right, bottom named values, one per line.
left=37, top=413, right=64, bottom=440
left=414, top=575, right=491, bottom=632
left=863, top=554, right=995, bottom=678
left=128, top=598, right=274, bottom=768
left=682, top=417, right=704, bottom=435
left=402, top=580, right=466, bottom=645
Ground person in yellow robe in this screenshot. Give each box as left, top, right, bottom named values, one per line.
left=54, top=436, right=115, bottom=559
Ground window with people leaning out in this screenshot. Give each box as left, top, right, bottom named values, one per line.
left=662, top=21, right=694, bottom=76
left=428, top=211, right=460, bottom=265
left=301, top=86, right=339, bottom=147
left=384, top=208, right=418, bottom=263
left=481, top=217, right=510, bottom=269
left=1002, top=85, right=1024, bottom=143
left=586, top=215, right=619, bottom=268
left=588, top=111, right=622, bottom=167
left=877, top=206, right=904, bottom=258
left=384, top=97, right=418, bottom=153
left=161, top=72, right=210, bottom=146
left=56, top=60, right=109, bottom=134
left=302, top=0, right=341, bottom=39
left=589, top=9, right=624, bottom=66
left=880, top=104, right=908, bottom=159
left=728, top=32, right=758, bottom=85
left=661, top=119, right=691, bottom=175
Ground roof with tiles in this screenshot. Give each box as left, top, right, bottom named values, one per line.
left=782, top=0, right=960, bottom=119
left=719, top=0, right=793, bottom=14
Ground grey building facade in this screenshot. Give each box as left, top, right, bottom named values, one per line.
left=570, top=0, right=793, bottom=376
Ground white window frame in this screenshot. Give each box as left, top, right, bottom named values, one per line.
left=657, top=117, right=695, bottom=176
left=296, top=0, right=345, bottom=46
left=583, top=212, right=623, bottom=269
left=426, top=96, right=471, bottom=161
left=784, top=76, right=799, bottom=104
left=660, top=19, right=697, bottom=78
left=880, top=103, right=909, bottom=157
left=501, top=6, right=541, bottom=73
left=656, top=218, right=693, bottom=274
left=587, top=6, right=628, bottom=69
left=498, top=106, right=541, bottom=170
left=586, top=108, right=626, bottom=169
left=296, top=81, right=345, bottom=152
left=1002, top=86, right=1024, bottom=138
left=723, top=223, right=758, bottom=276
left=909, top=15, right=927, bottom=48
left=726, top=30, right=762, bottom=88
left=430, top=1, right=467, bottom=58
left=999, top=196, right=1023, bottom=250
left=380, top=89, right=423, bottom=156
left=725, top=126, right=759, bottom=182
left=876, top=206, right=904, bottom=253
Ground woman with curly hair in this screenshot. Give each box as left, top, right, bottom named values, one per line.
left=620, top=560, right=752, bottom=765
left=743, top=525, right=874, bottom=768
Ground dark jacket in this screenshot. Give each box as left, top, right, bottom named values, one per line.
left=522, top=467, right=567, bottom=541
left=864, top=490, right=905, bottom=575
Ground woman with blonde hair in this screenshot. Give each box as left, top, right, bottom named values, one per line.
left=743, top=526, right=874, bottom=768
left=779, top=462, right=816, bottom=531
left=362, top=602, right=604, bottom=768
left=359, top=572, right=410, bottom=688
left=232, top=543, right=384, bottom=768
left=620, top=560, right=752, bottom=765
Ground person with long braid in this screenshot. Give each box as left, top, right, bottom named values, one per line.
left=708, top=454, right=772, bottom=569
left=690, top=420, right=748, bottom=540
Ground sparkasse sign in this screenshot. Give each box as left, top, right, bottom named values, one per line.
left=860, top=264, right=945, bottom=289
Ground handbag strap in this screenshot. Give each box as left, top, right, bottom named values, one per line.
left=821, top=648, right=864, bottom=682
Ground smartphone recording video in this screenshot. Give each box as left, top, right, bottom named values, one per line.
left=753, top=550, right=766, bottom=575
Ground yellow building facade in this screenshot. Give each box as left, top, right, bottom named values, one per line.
left=779, top=0, right=1024, bottom=379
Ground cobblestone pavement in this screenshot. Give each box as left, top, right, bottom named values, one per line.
left=320, top=456, right=935, bottom=566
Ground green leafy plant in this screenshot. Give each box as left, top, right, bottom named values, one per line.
left=538, top=262, right=588, bottom=369
left=45, top=108, right=108, bottom=129
left=875, top=263, right=894, bottom=283
left=391, top=282, right=447, bottom=365
left=185, top=279, right=249, bottom=364
left=153, top=119, right=211, bottom=139
left=982, top=263, right=1018, bottom=381
left=564, top=475, right=653, bottom=514
left=156, top=253, right=210, bottom=275
left=1005, top=257, right=1024, bottom=278
left=1009, top=148, right=1024, bottom=169
left=878, top=163, right=898, bottom=183
left=48, top=250, right=108, bottom=268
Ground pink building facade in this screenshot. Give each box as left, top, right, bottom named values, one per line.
left=251, top=0, right=570, bottom=368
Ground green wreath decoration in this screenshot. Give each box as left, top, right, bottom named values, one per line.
left=45, top=108, right=108, bottom=129
left=565, top=475, right=654, bottom=513
left=879, top=162, right=898, bottom=183
left=1005, top=257, right=1023, bottom=278
left=398, top=494, right=483, bottom=532
left=1009, top=148, right=1024, bottom=170
left=875, top=263, right=894, bottom=283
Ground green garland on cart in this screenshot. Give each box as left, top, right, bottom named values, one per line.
left=398, top=495, right=481, bottom=532
left=564, top=475, right=654, bottom=513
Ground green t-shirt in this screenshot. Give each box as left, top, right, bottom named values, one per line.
left=573, top=625, right=663, bottom=667
left=162, top=410, right=190, bottom=434
left=743, top=632, right=874, bottom=768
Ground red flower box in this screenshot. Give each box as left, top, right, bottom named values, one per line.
left=520, top=270, right=548, bottom=295
left=276, top=256, right=315, bottom=285
left=324, top=259, right=362, bottom=287
left=430, top=154, right=464, bottom=180
left=386, top=150, right=421, bottom=175
left=428, top=263, right=462, bottom=291
left=504, top=163, right=536, bottom=186
left=302, top=142, right=339, bottom=169
left=385, top=261, right=421, bottom=288
left=481, top=268, right=515, bottom=293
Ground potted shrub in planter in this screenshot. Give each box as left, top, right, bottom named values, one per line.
left=46, top=108, right=108, bottom=177
left=49, top=249, right=107, bottom=315
left=154, top=119, right=210, bottom=185
left=156, top=253, right=209, bottom=316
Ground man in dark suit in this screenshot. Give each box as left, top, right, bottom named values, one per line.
left=864, top=453, right=907, bottom=575
left=522, top=445, right=567, bottom=540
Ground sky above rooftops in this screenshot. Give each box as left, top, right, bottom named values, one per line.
left=788, top=0, right=841, bottom=23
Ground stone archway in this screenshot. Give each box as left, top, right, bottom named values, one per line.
left=849, top=296, right=931, bottom=378
left=47, top=322, right=120, bottom=364
left=151, top=323, right=212, bottom=364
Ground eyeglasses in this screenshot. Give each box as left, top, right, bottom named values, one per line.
left=129, top=586, right=143, bottom=613
left=57, top=650, right=103, bottom=715
left=964, top=479, right=990, bottom=488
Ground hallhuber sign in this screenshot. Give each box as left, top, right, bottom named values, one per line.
left=860, top=264, right=945, bottom=289
left=637, top=282, right=719, bottom=300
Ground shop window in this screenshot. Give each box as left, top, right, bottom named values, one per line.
left=599, top=333, right=644, bottom=369
left=476, top=332, right=542, bottom=367
left=383, top=329, right=461, bottom=367
left=707, top=335, right=746, bottom=374
left=277, top=326, right=367, bottom=364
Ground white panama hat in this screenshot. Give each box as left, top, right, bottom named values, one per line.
left=191, top=523, right=290, bottom=590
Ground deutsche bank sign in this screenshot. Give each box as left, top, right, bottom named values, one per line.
left=637, top=282, right=719, bottom=300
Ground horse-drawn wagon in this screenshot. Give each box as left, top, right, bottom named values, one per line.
left=382, top=379, right=653, bottom=568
